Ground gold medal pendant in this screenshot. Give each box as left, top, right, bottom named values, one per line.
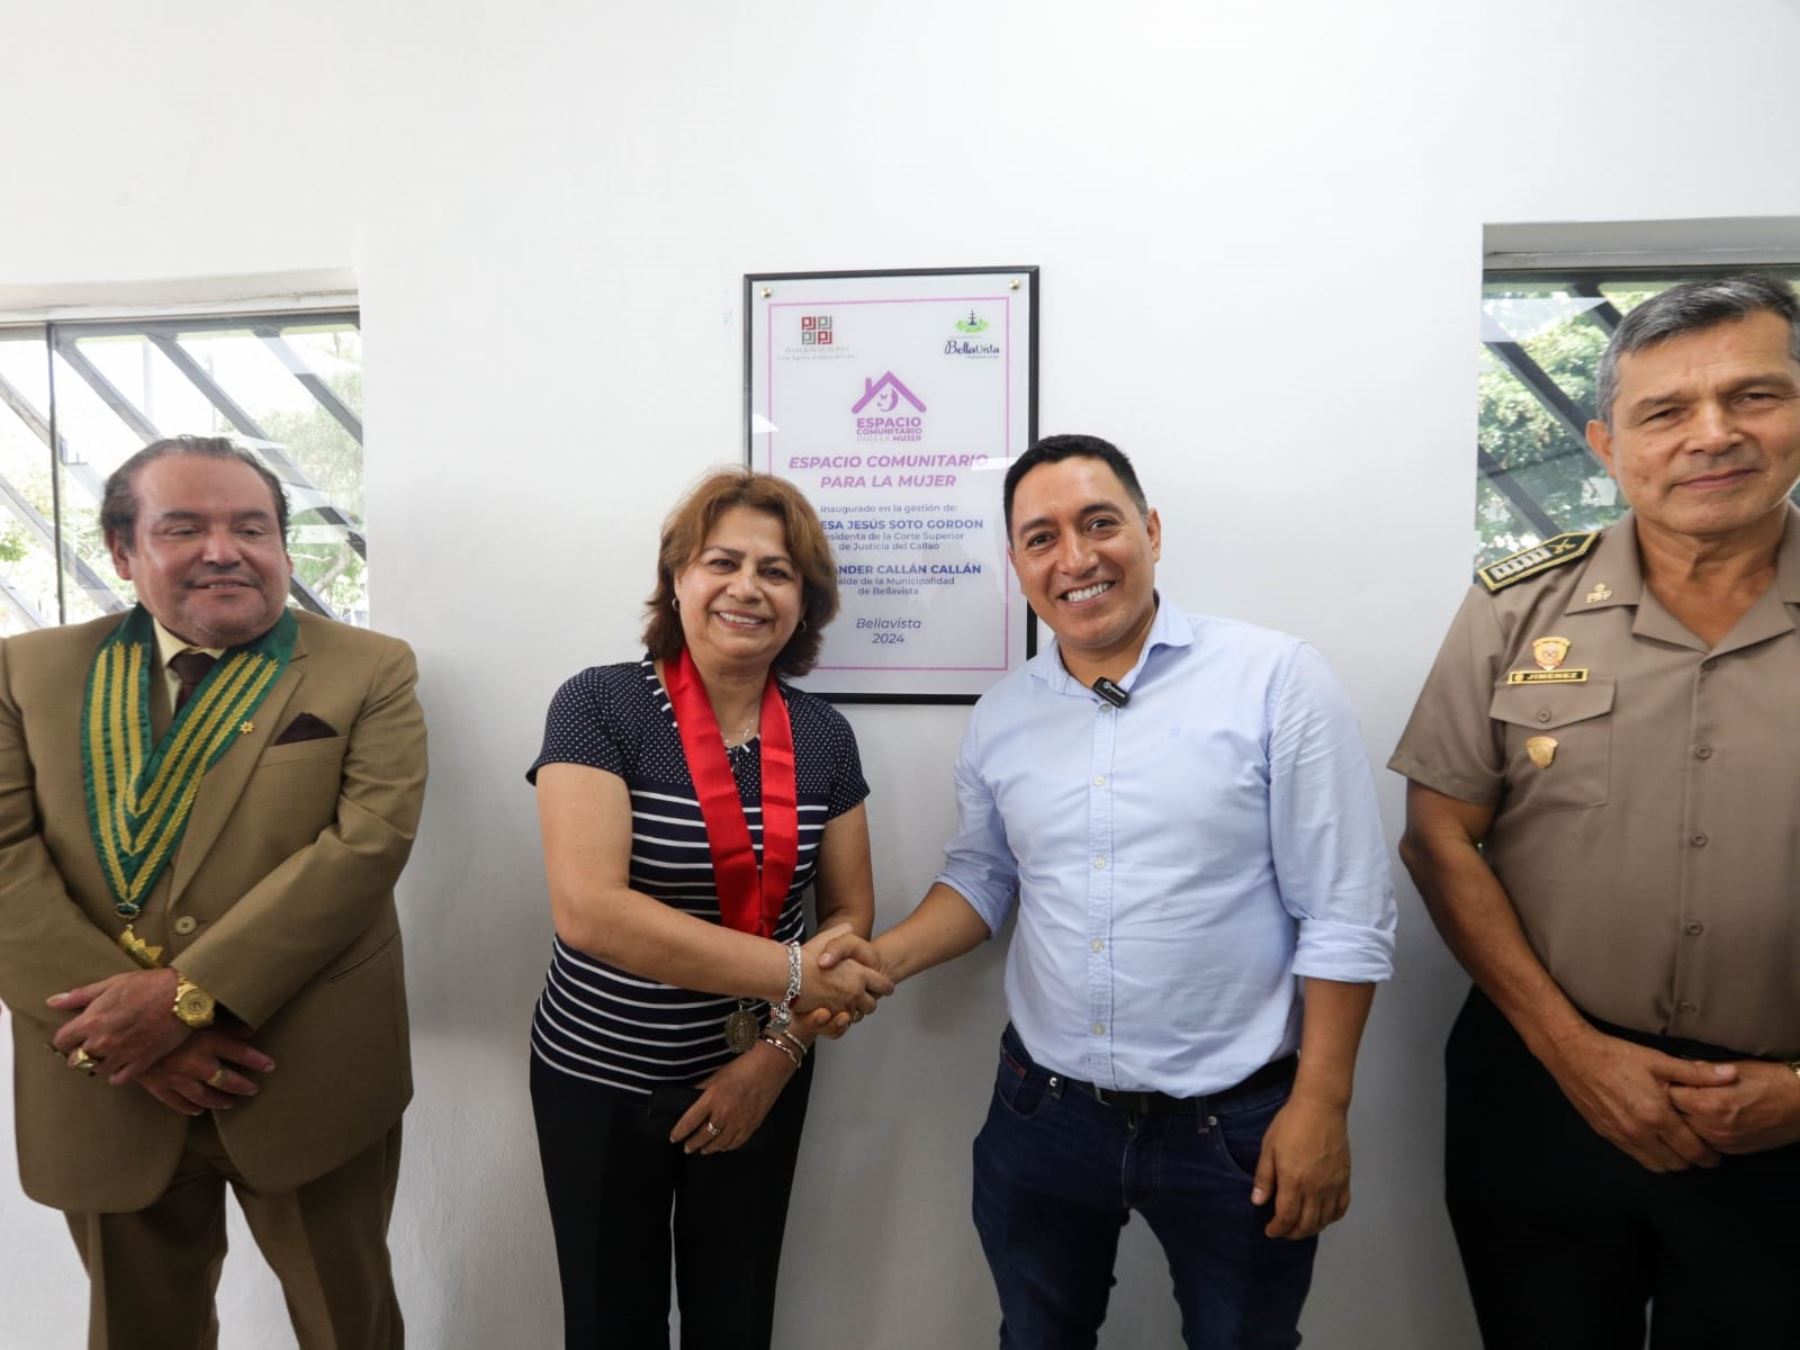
left=725, top=1005, right=759, bottom=1054
left=117, top=925, right=164, bottom=969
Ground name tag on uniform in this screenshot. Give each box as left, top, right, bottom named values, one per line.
left=1507, top=668, right=1590, bottom=685
left=1510, top=634, right=1588, bottom=684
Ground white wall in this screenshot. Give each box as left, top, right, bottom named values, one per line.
left=5, top=1, right=1800, bottom=1345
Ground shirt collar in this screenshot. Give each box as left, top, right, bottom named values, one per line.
left=1778, top=502, right=1800, bottom=604
left=1568, top=502, right=1800, bottom=615
left=151, top=617, right=225, bottom=668
left=1566, top=517, right=1643, bottom=615
left=1028, top=592, right=1195, bottom=695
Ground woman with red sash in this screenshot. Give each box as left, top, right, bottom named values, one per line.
left=527, top=470, right=890, bottom=1349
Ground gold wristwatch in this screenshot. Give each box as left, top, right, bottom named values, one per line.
left=171, top=972, right=216, bottom=1029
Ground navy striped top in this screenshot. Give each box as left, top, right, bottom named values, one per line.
left=526, top=658, right=869, bottom=1095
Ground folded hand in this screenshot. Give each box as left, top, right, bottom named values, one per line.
left=1542, top=1027, right=1736, bottom=1172
left=49, top=968, right=189, bottom=1084
left=137, top=1028, right=277, bottom=1117
left=1669, top=1059, right=1800, bottom=1154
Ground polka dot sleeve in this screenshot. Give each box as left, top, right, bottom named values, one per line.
left=803, top=697, right=869, bottom=820
left=526, top=667, right=627, bottom=783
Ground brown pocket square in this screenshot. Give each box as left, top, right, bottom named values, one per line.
left=272, top=713, right=340, bottom=745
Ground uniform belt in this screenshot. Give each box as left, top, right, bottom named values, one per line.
left=1582, top=1008, right=1745, bottom=1063
left=1471, top=989, right=1755, bottom=1064
left=1001, top=1023, right=1296, bottom=1116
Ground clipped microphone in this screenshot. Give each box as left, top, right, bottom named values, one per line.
left=1092, top=677, right=1130, bottom=708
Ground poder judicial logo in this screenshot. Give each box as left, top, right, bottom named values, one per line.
left=778, top=312, right=851, bottom=363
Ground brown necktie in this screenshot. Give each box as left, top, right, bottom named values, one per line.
left=169, top=650, right=218, bottom=712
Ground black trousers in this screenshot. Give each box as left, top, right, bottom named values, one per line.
left=1445, top=988, right=1800, bottom=1350
left=530, top=1054, right=813, bottom=1350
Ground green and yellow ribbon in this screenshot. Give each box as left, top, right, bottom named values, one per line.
left=82, top=606, right=296, bottom=917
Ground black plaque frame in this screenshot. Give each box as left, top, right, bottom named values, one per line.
left=743, top=264, right=1039, bottom=705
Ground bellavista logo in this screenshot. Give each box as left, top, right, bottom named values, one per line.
left=945, top=310, right=999, bottom=358
left=851, top=372, right=926, bottom=442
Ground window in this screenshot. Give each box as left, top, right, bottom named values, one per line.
left=0, top=310, right=364, bottom=636
left=1477, top=268, right=1800, bottom=568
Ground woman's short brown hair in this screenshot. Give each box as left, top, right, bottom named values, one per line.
left=642, top=469, right=840, bottom=678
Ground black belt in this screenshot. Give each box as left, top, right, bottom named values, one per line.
left=1003, top=1023, right=1296, bottom=1116
left=1063, top=1055, right=1298, bottom=1115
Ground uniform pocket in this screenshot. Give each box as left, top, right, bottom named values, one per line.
left=1489, top=675, right=1614, bottom=811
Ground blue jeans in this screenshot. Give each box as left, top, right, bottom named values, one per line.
left=972, top=1026, right=1316, bottom=1349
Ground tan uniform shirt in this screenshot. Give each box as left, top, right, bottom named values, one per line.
left=1391, top=505, right=1800, bottom=1057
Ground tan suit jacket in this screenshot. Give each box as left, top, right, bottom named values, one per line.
left=0, top=609, right=427, bottom=1212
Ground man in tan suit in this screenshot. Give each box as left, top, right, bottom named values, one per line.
left=0, top=436, right=427, bottom=1348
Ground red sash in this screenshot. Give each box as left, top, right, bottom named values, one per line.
left=664, top=648, right=799, bottom=938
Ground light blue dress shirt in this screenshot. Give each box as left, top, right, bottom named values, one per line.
left=935, top=597, right=1396, bottom=1096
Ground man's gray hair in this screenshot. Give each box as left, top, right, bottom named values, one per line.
left=1596, top=273, right=1800, bottom=426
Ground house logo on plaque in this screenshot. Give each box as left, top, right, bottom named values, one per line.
left=852, top=372, right=926, bottom=443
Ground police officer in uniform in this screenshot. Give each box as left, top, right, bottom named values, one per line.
left=1392, top=274, right=1800, bottom=1349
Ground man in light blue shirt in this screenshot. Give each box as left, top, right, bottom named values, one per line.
left=824, top=435, right=1395, bottom=1348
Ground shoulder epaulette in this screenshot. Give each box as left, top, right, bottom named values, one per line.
left=1475, top=531, right=1598, bottom=593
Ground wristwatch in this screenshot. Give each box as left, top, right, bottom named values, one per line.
left=171, top=972, right=216, bottom=1029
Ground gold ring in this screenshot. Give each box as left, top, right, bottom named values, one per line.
left=704, top=1120, right=721, bottom=1137
left=206, top=1068, right=231, bottom=1089
left=69, top=1048, right=97, bottom=1071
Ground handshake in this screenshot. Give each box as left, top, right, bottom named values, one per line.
left=790, top=923, right=895, bottom=1037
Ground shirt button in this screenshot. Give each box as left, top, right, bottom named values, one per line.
left=1690, top=833, right=1709, bottom=848
left=1694, top=746, right=1713, bottom=760
left=1535, top=710, right=1552, bottom=723
left=1678, top=1000, right=1698, bottom=1015
left=1091, top=1023, right=1106, bottom=1036
left=1092, top=855, right=1107, bottom=870
left=172, top=916, right=198, bottom=936
left=1683, top=922, right=1705, bottom=936
left=1701, top=658, right=1717, bottom=671
left=1093, top=775, right=1107, bottom=787
left=1091, top=939, right=1105, bottom=953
